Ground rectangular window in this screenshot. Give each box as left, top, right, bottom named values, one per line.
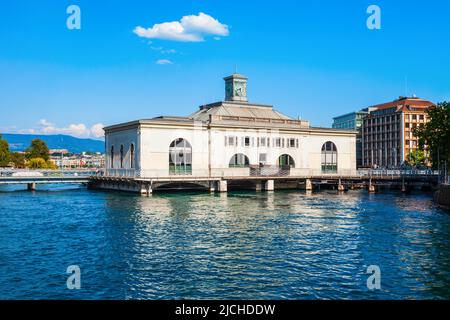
left=228, top=136, right=235, bottom=146
left=275, top=138, right=281, bottom=147
left=289, top=138, right=296, bottom=148
left=295, top=139, right=299, bottom=148
left=244, top=136, right=250, bottom=147
left=260, top=137, right=266, bottom=147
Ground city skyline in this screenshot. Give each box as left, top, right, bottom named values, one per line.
left=1, top=0, right=449, bottom=139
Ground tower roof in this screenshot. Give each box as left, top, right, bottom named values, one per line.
left=223, top=73, right=248, bottom=81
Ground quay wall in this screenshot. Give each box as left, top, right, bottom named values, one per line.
left=434, top=184, right=450, bottom=210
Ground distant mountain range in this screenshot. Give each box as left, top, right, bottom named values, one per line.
left=0, top=133, right=104, bottom=154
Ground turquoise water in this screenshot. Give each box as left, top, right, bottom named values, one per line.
left=0, top=185, right=449, bottom=299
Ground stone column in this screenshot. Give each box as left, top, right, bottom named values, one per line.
left=140, top=183, right=152, bottom=196
left=265, top=180, right=274, bottom=191
left=218, top=180, right=227, bottom=193
left=368, top=180, right=376, bottom=193
left=338, top=179, right=345, bottom=192
left=255, top=181, right=263, bottom=192
left=27, top=183, right=36, bottom=191
left=305, top=179, right=313, bottom=191
left=209, top=181, right=216, bottom=193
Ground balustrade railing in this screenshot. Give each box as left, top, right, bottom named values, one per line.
left=100, top=167, right=440, bottom=179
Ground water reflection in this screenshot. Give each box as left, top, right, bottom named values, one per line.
left=0, top=188, right=449, bottom=299
left=98, top=190, right=450, bottom=299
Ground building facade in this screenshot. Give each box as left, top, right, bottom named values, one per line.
left=104, top=74, right=357, bottom=179
left=333, top=110, right=369, bottom=168
left=361, top=97, right=434, bottom=168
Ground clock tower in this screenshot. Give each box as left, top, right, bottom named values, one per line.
left=224, top=73, right=248, bottom=102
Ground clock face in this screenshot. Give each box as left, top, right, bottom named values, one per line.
left=234, top=81, right=246, bottom=97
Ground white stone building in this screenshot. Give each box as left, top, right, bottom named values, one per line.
left=104, top=74, right=357, bottom=180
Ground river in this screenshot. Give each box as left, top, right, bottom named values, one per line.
left=0, top=185, right=449, bottom=299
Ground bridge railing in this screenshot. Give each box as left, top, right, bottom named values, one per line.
left=0, top=169, right=100, bottom=178
left=101, top=167, right=441, bottom=179
left=358, top=169, right=439, bottom=177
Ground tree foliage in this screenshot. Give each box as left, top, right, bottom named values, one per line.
left=27, top=158, right=47, bottom=169
left=413, top=101, right=450, bottom=168
left=9, top=152, right=26, bottom=169
left=26, top=157, right=58, bottom=169
left=0, top=134, right=10, bottom=167
left=406, top=150, right=426, bottom=167
left=26, top=139, right=50, bottom=161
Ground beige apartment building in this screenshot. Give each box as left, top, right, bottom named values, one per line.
left=361, top=97, right=435, bottom=168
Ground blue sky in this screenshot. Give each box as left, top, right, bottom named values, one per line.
left=1, top=0, right=449, bottom=139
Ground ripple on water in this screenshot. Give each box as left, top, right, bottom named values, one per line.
left=0, top=188, right=449, bottom=299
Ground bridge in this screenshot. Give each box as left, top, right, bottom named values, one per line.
left=0, top=169, right=97, bottom=190
left=90, top=168, right=442, bottom=195
left=0, top=168, right=442, bottom=193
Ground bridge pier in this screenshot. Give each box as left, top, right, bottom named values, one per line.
left=401, top=177, right=407, bottom=193
left=218, top=180, right=227, bottom=193
left=140, top=183, right=152, bottom=196
left=305, top=178, right=313, bottom=191
left=368, top=180, right=376, bottom=193
left=27, top=183, right=36, bottom=191
left=265, top=180, right=274, bottom=191
left=337, top=179, right=345, bottom=192
left=209, top=181, right=216, bottom=193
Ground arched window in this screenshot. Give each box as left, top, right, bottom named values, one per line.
left=278, top=154, right=295, bottom=168
left=321, top=141, right=338, bottom=173
left=130, top=144, right=135, bottom=169
left=169, top=138, right=192, bottom=175
left=229, top=154, right=250, bottom=168
left=120, top=145, right=124, bottom=169
left=110, top=146, right=114, bottom=169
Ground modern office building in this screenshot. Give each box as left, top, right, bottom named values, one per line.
left=361, top=96, right=434, bottom=168
left=104, top=74, right=357, bottom=179
left=333, top=110, right=369, bottom=167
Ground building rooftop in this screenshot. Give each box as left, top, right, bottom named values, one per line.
left=368, top=96, right=435, bottom=111
left=192, top=101, right=292, bottom=121
left=105, top=74, right=359, bottom=134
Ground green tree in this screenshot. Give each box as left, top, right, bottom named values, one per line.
left=45, top=160, right=58, bottom=170
left=0, top=134, right=10, bottom=167
left=27, top=157, right=48, bottom=169
left=406, top=150, right=426, bottom=167
left=10, top=152, right=26, bottom=169
left=26, top=139, right=50, bottom=161
left=413, top=101, right=450, bottom=169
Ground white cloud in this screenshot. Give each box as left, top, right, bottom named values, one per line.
left=13, top=120, right=105, bottom=139
left=134, top=12, right=229, bottom=42
left=90, top=123, right=105, bottom=138
left=156, top=59, right=173, bottom=65
left=41, top=123, right=90, bottom=137
left=38, top=119, right=54, bottom=127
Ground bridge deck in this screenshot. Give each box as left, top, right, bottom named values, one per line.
left=0, top=176, right=90, bottom=185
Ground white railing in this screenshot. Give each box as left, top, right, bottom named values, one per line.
left=102, top=167, right=441, bottom=179
left=103, top=169, right=138, bottom=178
left=358, top=169, right=439, bottom=177
left=0, top=168, right=100, bottom=177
